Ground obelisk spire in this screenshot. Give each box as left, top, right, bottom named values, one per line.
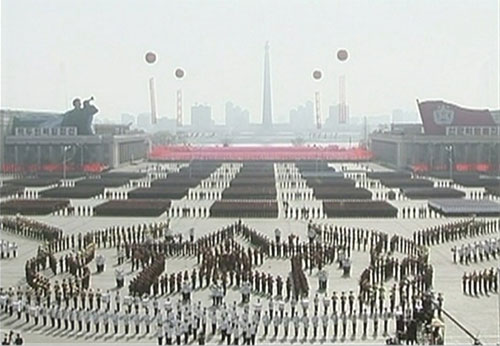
left=262, top=41, right=273, bottom=129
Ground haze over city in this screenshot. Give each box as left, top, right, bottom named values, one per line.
left=1, top=0, right=499, bottom=124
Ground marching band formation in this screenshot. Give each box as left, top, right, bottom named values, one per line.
left=0, top=216, right=498, bottom=345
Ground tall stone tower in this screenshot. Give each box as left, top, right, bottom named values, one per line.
left=262, top=41, right=273, bottom=128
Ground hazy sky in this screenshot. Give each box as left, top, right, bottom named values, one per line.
left=1, top=0, right=499, bottom=124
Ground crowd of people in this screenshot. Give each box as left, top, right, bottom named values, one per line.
left=3, top=213, right=496, bottom=345
left=0, top=277, right=445, bottom=345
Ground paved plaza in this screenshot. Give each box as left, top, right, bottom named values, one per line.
left=1, top=215, right=499, bottom=345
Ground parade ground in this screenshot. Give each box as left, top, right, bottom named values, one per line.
left=1, top=215, right=499, bottom=345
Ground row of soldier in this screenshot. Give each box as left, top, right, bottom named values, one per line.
left=1, top=216, right=62, bottom=242
left=0, top=283, right=446, bottom=345
left=413, top=219, right=498, bottom=247
left=0, top=239, right=18, bottom=259
left=451, top=237, right=500, bottom=264
left=461, top=267, right=499, bottom=296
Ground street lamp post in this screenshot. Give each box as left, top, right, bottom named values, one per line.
left=445, top=145, right=453, bottom=181
left=63, top=145, right=71, bottom=180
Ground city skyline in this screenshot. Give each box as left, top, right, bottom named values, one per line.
left=2, top=0, right=499, bottom=125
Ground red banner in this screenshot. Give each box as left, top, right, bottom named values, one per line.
left=1, top=163, right=109, bottom=174
left=418, top=100, right=496, bottom=135
left=149, top=145, right=373, bottom=161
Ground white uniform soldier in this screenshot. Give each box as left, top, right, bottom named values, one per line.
left=241, top=281, right=251, bottom=304
left=116, top=269, right=125, bottom=289
left=331, top=311, right=338, bottom=338
left=268, top=298, right=274, bottom=319
left=322, top=294, right=330, bottom=314
left=85, top=308, right=92, bottom=333
left=13, top=298, right=22, bottom=320
left=101, top=290, right=110, bottom=311
left=164, top=298, right=172, bottom=315
left=123, top=311, right=130, bottom=334
left=233, top=317, right=240, bottom=345
left=312, top=313, right=320, bottom=339
left=96, top=254, right=106, bottom=273
left=142, top=295, right=150, bottom=315
left=318, top=269, right=328, bottom=291
left=301, top=297, right=309, bottom=316
left=144, top=312, right=153, bottom=334
left=182, top=281, right=192, bottom=303
left=201, top=308, right=207, bottom=335
left=156, top=321, right=164, bottom=345
left=102, top=310, right=110, bottom=333
left=153, top=297, right=159, bottom=316
left=278, top=299, right=285, bottom=319
left=70, top=306, right=77, bottom=330
left=254, top=299, right=262, bottom=320
left=92, top=309, right=100, bottom=333
left=321, top=311, right=329, bottom=338
left=283, top=312, right=290, bottom=338
left=274, top=228, right=281, bottom=244
left=302, top=313, right=310, bottom=339
left=209, top=307, right=217, bottom=335
left=308, top=227, right=316, bottom=245
left=382, top=308, right=390, bottom=336
left=111, top=310, right=119, bottom=334
left=189, top=227, right=195, bottom=243
left=293, top=312, right=301, bottom=339
left=134, top=311, right=141, bottom=334
left=0, top=292, right=7, bottom=314
left=123, top=294, right=132, bottom=313
left=216, top=286, right=224, bottom=306
left=29, top=304, right=39, bottom=326
left=273, top=312, right=281, bottom=338
left=77, top=307, right=84, bottom=331
left=114, top=290, right=121, bottom=312
left=39, top=304, right=47, bottom=327
left=262, top=311, right=271, bottom=336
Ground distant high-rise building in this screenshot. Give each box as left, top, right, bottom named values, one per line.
left=225, top=102, right=250, bottom=129
left=121, top=113, right=135, bottom=126
left=157, top=117, right=177, bottom=131
left=338, top=75, right=348, bottom=124
left=326, top=103, right=350, bottom=128
left=136, top=113, right=151, bottom=130
left=262, top=42, right=273, bottom=128
left=191, top=104, right=213, bottom=130
left=289, top=101, right=314, bottom=130
left=391, top=109, right=419, bottom=123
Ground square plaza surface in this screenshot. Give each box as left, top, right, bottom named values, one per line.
left=1, top=215, right=499, bottom=345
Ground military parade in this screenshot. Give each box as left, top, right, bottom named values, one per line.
left=1, top=213, right=498, bottom=345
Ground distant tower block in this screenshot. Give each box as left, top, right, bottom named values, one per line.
left=315, top=91, right=322, bottom=129
left=338, top=75, right=348, bottom=124
left=262, top=41, right=273, bottom=128
left=149, top=77, right=157, bottom=125
left=176, top=89, right=183, bottom=127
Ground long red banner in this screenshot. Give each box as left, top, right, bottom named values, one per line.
left=149, top=145, right=373, bottom=161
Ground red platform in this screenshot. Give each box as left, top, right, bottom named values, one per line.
left=149, top=145, right=373, bottom=161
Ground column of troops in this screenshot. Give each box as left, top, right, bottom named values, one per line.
left=1, top=216, right=62, bottom=242
left=413, top=219, right=499, bottom=247
left=451, top=237, right=500, bottom=264
left=461, top=268, right=498, bottom=296
left=129, top=254, right=166, bottom=297
left=0, top=277, right=444, bottom=345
